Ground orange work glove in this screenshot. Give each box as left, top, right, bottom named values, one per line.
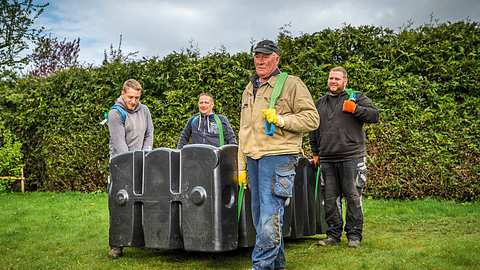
left=311, top=155, right=319, bottom=166
left=343, top=100, right=357, bottom=113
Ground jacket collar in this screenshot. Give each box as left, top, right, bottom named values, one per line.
left=116, top=96, right=141, bottom=113
left=199, top=111, right=215, bottom=118
left=327, top=89, right=347, bottom=97
left=250, top=68, right=281, bottom=89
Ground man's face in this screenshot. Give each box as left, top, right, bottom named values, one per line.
left=254, top=52, right=280, bottom=80
left=198, top=95, right=214, bottom=115
left=121, top=87, right=141, bottom=110
left=327, top=71, right=347, bottom=93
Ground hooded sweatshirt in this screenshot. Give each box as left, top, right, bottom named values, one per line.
left=176, top=112, right=237, bottom=149
left=108, top=97, right=154, bottom=158
left=309, top=90, right=379, bottom=161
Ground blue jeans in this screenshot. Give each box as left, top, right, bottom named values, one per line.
left=247, top=155, right=297, bottom=270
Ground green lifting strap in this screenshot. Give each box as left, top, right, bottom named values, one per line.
left=264, top=72, right=288, bottom=136
left=269, top=72, right=288, bottom=108
left=194, top=113, right=225, bottom=146
left=345, top=88, right=360, bottom=101
left=213, top=114, right=224, bottom=146
left=237, top=185, right=245, bottom=221
left=315, top=166, right=320, bottom=201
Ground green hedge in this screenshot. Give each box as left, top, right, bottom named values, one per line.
left=0, top=121, right=22, bottom=176
left=0, top=21, right=478, bottom=200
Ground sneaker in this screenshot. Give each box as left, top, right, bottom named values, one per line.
left=109, top=247, right=123, bottom=258
left=318, top=237, right=339, bottom=246
left=348, top=239, right=360, bottom=248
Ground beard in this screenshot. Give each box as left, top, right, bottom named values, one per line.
left=126, top=103, right=138, bottom=110
left=328, top=86, right=345, bottom=95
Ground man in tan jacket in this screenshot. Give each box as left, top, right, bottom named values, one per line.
left=237, top=40, right=319, bottom=270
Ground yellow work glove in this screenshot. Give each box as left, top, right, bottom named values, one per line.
left=238, top=170, right=248, bottom=189
left=261, top=108, right=285, bottom=127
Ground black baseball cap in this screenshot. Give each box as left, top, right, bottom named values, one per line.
left=253, top=40, right=280, bottom=54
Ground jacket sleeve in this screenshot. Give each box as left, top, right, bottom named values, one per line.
left=237, top=147, right=246, bottom=172
left=177, top=117, right=193, bottom=149
left=308, top=98, right=321, bottom=155
left=353, top=93, right=379, bottom=123
left=108, top=110, right=128, bottom=156
left=282, top=76, right=320, bottom=133
left=142, top=107, right=154, bottom=150
left=237, top=92, right=247, bottom=172
left=221, top=115, right=237, bottom=145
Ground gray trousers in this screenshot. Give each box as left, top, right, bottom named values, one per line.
left=320, top=157, right=367, bottom=241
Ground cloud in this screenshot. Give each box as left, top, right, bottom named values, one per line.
left=36, top=0, right=480, bottom=65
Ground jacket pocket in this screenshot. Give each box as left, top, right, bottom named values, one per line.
left=241, top=94, right=254, bottom=128
left=273, top=166, right=295, bottom=198
left=240, top=102, right=251, bottom=128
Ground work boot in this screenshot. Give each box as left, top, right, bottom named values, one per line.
left=348, top=239, right=361, bottom=248
left=109, top=247, right=123, bottom=258
left=317, top=237, right=339, bottom=246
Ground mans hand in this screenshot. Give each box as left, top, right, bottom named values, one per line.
left=262, top=108, right=285, bottom=127
left=238, top=170, right=248, bottom=189
left=311, top=155, right=319, bottom=166
left=343, top=100, right=357, bottom=113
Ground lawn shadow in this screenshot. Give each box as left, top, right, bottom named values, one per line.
left=110, top=236, right=325, bottom=268
left=117, top=245, right=252, bottom=264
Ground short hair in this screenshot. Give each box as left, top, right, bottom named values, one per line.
left=122, top=79, right=142, bottom=92
left=198, top=92, right=214, bottom=102
left=329, top=66, right=348, bottom=80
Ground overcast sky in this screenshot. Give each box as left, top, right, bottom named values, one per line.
left=36, top=0, right=480, bottom=65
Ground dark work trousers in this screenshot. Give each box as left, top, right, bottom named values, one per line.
left=320, top=157, right=367, bottom=241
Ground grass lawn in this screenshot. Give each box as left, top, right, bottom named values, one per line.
left=1, top=192, right=479, bottom=270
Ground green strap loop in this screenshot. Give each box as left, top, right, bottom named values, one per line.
left=345, top=88, right=359, bottom=101
left=315, top=166, right=320, bottom=201
left=265, top=72, right=288, bottom=136
left=237, top=185, right=245, bottom=221
left=269, top=72, right=288, bottom=108
left=213, top=114, right=224, bottom=146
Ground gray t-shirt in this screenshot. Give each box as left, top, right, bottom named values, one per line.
left=107, top=97, right=154, bottom=158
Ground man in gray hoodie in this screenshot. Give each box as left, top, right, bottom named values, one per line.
left=107, top=79, right=153, bottom=258
left=107, top=79, right=154, bottom=158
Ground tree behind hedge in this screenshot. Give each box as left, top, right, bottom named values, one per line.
left=1, top=21, right=478, bottom=200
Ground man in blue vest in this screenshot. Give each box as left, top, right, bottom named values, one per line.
left=177, top=92, right=236, bottom=148
left=107, top=79, right=154, bottom=158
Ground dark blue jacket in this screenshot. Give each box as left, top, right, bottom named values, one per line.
left=176, top=113, right=237, bottom=149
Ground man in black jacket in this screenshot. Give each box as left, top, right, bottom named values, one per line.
left=177, top=92, right=236, bottom=148
left=309, top=66, right=379, bottom=248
